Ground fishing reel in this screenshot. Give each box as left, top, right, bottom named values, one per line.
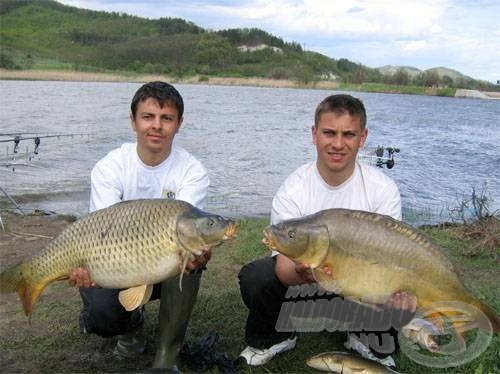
left=375, top=146, right=400, bottom=169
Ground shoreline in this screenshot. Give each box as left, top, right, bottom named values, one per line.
left=2, top=68, right=499, bottom=99
left=0, top=68, right=335, bottom=90
left=3, top=68, right=499, bottom=99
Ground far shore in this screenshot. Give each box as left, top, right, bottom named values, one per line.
left=1, top=68, right=499, bottom=99
left=0, top=68, right=335, bottom=89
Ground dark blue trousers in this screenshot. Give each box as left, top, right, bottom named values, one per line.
left=79, top=284, right=162, bottom=337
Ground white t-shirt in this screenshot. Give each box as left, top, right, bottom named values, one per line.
left=271, top=161, right=401, bottom=225
left=89, top=142, right=209, bottom=212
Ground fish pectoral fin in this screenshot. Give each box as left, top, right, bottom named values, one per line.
left=118, top=284, right=153, bottom=311
left=178, top=252, right=193, bottom=292
left=349, top=367, right=367, bottom=373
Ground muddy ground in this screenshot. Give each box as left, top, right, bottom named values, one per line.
left=1, top=211, right=498, bottom=374
left=0, top=211, right=165, bottom=373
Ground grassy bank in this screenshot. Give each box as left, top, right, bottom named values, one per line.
left=0, top=214, right=498, bottom=373
left=0, top=68, right=457, bottom=97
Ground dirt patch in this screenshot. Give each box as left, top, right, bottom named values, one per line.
left=0, top=211, right=162, bottom=373
left=0, top=211, right=74, bottom=267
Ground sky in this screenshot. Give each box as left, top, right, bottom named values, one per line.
left=58, top=0, right=500, bottom=83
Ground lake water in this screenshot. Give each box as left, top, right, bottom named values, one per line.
left=0, top=80, right=499, bottom=226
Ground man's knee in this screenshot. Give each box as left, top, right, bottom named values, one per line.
left=79, top=287, right=134, bottom=337
left=239, top=257, right=279, bottom=306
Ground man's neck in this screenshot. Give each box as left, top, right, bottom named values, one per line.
left=316, top=162, right=356, bottom=187
left=136, top=147, right=171, bottom=167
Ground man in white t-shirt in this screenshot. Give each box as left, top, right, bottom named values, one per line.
left=238, top=94, right=415, bottom=369
left=69, top=81, right=210, bottom=372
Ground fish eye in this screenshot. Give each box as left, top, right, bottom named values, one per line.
left=288, top=230, right=295, bottom=238
left=207, top=218, right=215, bottom=226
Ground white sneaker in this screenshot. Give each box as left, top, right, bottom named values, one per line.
left=239, top=336, right=297, bottom=366
left=345, top=334, right=396, bottom=368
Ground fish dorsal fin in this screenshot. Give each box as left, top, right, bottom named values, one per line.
left=118, top=284, right=153, bottom=311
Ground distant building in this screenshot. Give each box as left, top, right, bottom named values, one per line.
left=237, top=44, right=283, bottom=54
left=321, top=72, right=338, bottom=80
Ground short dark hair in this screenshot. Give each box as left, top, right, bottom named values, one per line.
left=314, top=94, right=367, bottom=129
left=130, top=81, right=184, bottom=119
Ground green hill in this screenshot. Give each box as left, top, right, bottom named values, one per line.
left=425, top=66, right=472, bottom=81
left=377, top=65, right=474, bottom=80
left=377, top=65, right=422, bottom=78
left=0, top=0, right=497, bottom=91
left=0, top=0, right=360, bottom=83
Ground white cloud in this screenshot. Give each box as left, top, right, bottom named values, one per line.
left=403, top=40, right=428, bottom=52
left=57, top=0, right=500, bottom=82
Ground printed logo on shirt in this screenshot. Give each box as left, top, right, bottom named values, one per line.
left=162, top=190, right=176, bottom=200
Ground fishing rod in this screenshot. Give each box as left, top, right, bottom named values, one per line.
left=0, top=186, right=25, bottom=215
left=0, top=133, right=91, bottom=142
left=0, top=133, right=92, bottom=154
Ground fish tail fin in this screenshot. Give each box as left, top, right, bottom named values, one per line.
left=475, top=301, right=500, bottom=334
left=18, top=276, right=48, bottom=317
left=429, top=298, right=499, bottom=334
left=459, top=299, right=500, bottom=334
left=0, top=262, right=49, bottom=317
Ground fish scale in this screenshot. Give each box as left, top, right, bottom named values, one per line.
left=0, top=199, right=238, bottom=317
left=263, top=208, right=499, bottom=333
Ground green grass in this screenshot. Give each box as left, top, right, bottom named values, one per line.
left=338, top=82, right=457, bottom=97
left=3, top=1, right=497, bottom=93
left=0, top=218, right=498, bottom=373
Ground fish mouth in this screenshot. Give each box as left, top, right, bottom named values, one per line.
left=223, top=222, right=239, bottom=240
left=262, top=228, right=277, bottom=250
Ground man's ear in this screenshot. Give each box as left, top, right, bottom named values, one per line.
left=130, top=112, right=137, bottom=132
left=176, top=117, right=183, bottom=133
left=360, top=127, right=368, bottom=147
left=312, top=125, right=317, bottom=145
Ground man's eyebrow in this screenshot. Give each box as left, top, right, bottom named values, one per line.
left=161, top=113, right=176, bottom=118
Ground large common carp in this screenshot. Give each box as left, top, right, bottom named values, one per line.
left=0, top=199, right=238, bottom=317
left=262, top=208, right=499, bottom=333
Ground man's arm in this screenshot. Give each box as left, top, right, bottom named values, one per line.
left=89, top=161, right=123, bottom=213
left=375, top=180, right=402, bottom=220
left=276, top=255, right=315, bottom=286
left=175, top=162, right=209, bottom=210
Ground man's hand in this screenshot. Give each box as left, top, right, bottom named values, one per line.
left=294, top=262, right=315, bottom=284
left=386, top=291, right=417, bottom=312
left=294, top=263, right=332, bottom=284
left=182, top=248, right=212, bottom=275
left=68, top=267, right=98, bottom=288
left=276, top=255, right=333, bottom=286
